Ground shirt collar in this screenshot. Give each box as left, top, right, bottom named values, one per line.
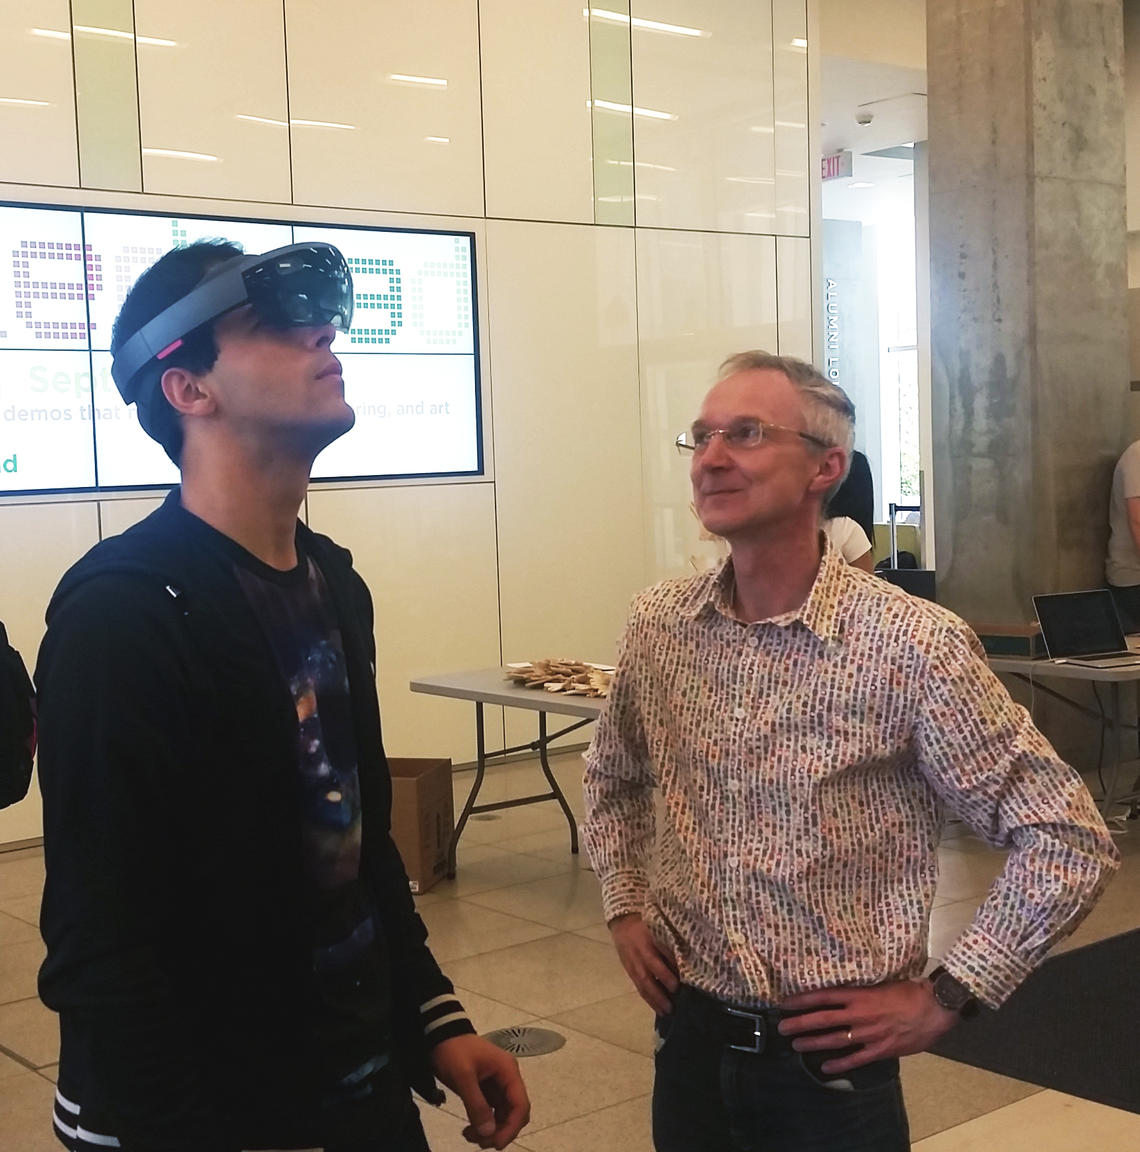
left=678, top=535, right=848, bottom=644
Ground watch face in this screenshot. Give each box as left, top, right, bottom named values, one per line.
left=933, top=974, right=963, bottom=1009
left=932, top=971, right=976, bottom=1014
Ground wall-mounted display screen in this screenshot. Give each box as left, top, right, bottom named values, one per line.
left=0, top=204, right=480, bottom=495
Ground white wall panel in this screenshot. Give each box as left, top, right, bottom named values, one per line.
left=0, top=5, right=79, bottom=187
left=0, top=499, right=100, bottom=845
left=630, top=0, right=776, bottom=232
left=487, top=219, right=642, bottom=658
left=287, top=0, right=484, bottom=217
left=776, top=234, right=813, bottom=359
left=589, top=8, right=635, bottom=226
left=99, top=495, right=165, bottom=538
left=306, top=484, right=502, bottom=766
left=136, top=0, right=290, bottom=202
left=486, top=219, right=642, bottom=751
left=481, top=0, right=594, bottom=223
left=773, top=0, right=810, bottom=235
left=636, top=228, right=777, bottom=581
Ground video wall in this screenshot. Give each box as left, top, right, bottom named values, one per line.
left=0, top=205, right=481, bottom=494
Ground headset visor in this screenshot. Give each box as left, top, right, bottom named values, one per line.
left=112, top=242, right=354, bottom=405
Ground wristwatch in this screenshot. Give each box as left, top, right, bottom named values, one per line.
left=927, top=966, right=980, bottom=1019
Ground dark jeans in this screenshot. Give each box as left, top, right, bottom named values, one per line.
left=652, top=988, right=909, bottom=1152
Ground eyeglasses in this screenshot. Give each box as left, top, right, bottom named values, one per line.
left=675, top=418, right=832, bottom=455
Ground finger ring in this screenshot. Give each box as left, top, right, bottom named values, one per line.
left=846, top=1028, right=853, bottom=1043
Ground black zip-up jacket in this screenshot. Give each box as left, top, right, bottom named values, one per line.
left=36, top=490, right=472, bottom=1151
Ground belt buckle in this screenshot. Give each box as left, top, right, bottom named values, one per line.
left=725, top=1005, right=767, bottom=1054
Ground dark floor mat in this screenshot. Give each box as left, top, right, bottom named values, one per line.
left=930, top=928, right=1140, bottom=1114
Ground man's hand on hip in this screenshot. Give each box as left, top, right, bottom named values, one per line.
left=608, top=913, right=680, bottom=1014
left=777, top=979, right=959, bottom=1073
left=431, top=1033, right=530, bottom=1149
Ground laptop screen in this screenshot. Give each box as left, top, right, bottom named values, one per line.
left=1033, top=590, right=1127, bottom=658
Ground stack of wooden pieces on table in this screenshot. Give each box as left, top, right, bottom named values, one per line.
left=504, top=659, right=613, bottom=697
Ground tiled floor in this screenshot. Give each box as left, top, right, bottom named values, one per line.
left=3, top=752, right=1140, bottom=1150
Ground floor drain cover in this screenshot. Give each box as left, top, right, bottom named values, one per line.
left=483, top=1025, right=566, bottom=1057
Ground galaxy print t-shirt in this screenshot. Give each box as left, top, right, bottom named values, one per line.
left=235, top=549, right=392, bottom=1094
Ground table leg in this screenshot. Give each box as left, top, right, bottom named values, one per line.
left=448, top=701, right=488, bottom=878
left=538, top=711, right=579, bottom=854
left=1102, top=680, right=1137, bottom=822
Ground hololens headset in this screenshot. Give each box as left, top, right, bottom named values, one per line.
left=110, top=242, right=354, bottom=407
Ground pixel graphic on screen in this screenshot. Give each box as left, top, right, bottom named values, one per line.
left=0, top=205, right=480, bottom=494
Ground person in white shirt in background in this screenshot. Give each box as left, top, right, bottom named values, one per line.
left=1106, top=439, right=1140, bottom=633
left=821, top=513, right=873, bottom=571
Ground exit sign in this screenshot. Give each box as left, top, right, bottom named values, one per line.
left=821, top=151, right=853, bottom=181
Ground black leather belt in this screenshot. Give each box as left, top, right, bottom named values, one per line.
left=678, top=985, right=805, bottom=1056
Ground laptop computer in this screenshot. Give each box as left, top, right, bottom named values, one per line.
left=1032, top=589, right=1140, bottom=668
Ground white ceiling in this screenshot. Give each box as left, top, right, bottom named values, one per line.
left=818, top=0, right=926, bottom=71
left=819, top=55, right=927, bottom=157
left=816, top=0, right=926, bottom=222
left=818, top=0, right=927, bottom=157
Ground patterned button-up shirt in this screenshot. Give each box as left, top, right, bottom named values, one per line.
left=582, top=544, right=1119, bottom=1008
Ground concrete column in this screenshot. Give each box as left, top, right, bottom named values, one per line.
left=928, top=0, right=1129, bottom=624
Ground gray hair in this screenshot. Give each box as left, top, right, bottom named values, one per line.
left=717, top=350, right=856, bottom=488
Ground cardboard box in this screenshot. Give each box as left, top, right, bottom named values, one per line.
left=389, top=757, right=454, bottom=894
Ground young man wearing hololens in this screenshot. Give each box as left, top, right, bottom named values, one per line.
left=34, top=241, right=530, bottom=1152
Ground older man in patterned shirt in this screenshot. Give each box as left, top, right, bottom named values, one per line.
left=582, top=350, right=1118, bottom=1152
